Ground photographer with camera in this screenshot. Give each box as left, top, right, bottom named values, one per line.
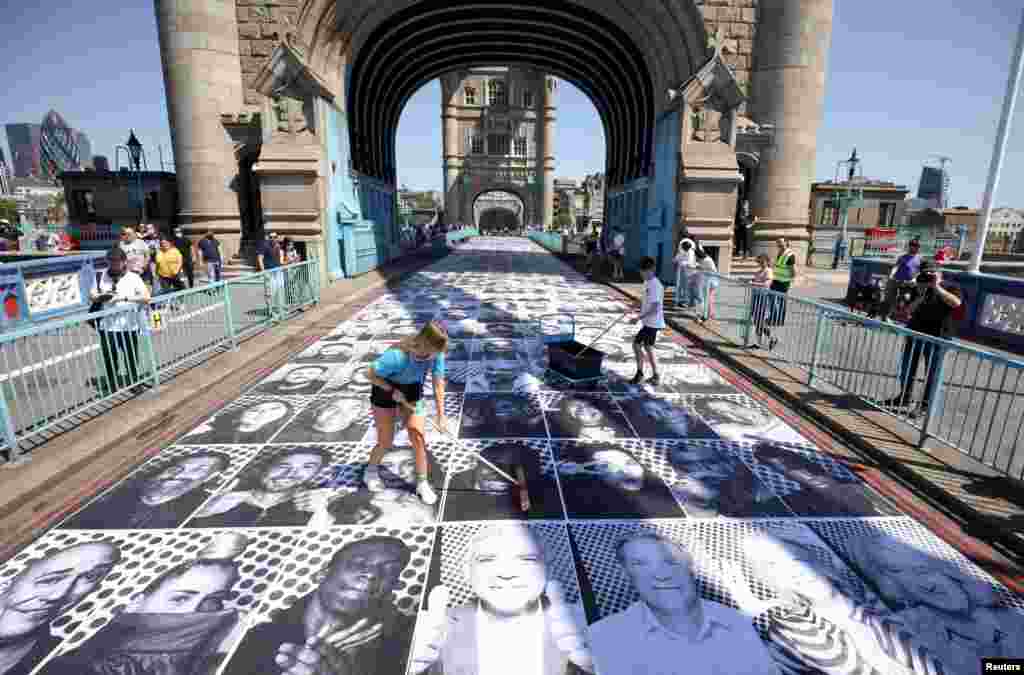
left=879, top=239, right=922, bottom=322
left=882, top=261, right=961, bottom=415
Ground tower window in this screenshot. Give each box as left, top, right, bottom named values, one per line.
left=514, top=137, right=527, bottom=157
left=488, top=79, right=507, bottom=106
left=487, top=134, right=510, bottom=155
left=464, top=86, right=477, bottom=105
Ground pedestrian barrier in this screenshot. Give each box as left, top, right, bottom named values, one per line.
left=527, top=231, right=564, bottom=253
left=0, top=259, right=321, bottom=463
left=700, top=271, right=1024, bottom=480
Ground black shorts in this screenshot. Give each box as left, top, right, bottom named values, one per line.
left=633, top=326, right=659, bottom=346
left=370, top=381, right=424, bottom=410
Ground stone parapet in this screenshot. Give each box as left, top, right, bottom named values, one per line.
left=695, top=0, right=760, bottom=114
left=236, top=0, right=303, bottom=108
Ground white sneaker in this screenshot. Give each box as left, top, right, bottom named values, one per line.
left=417, top=479, right=438, bottom=505
left=364, top=464, right=384, bottom=492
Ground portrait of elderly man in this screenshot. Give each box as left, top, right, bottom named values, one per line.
left=842, top=531, right=1024, bottom=675
left=444, top=441, right=563, bottom=521
left=547, top=395, right=633, bottom=441
left=461, top=394, right=547, bottom=439
left=666, top=444, right=787, bottom=518
left=322, top=366, right=375, bottom=396
left=224, top=536, right=416, bottom=675
left=616, top=395, right=717, bottom=440
left=690, top=397, right=810, bottom=446
left=0, top=541, right=120, bottom=675
left=410, top=524, right=594, bottom=675
left=274, top=396, right=372, bottom=444
left=38, top=534, right=251, bottom=675
left=554, top=443, right=682, bottom=519
left=588, top=533, right=777, bottom=675
left=180, top=398, right=296, bottom=445
left=254, top=364, right=336, bottom=397
left=476, top=360, right=546, bottom=395
left=60, top=451, right=230, bottom=530
left=732, top=529, right=947, bottom=675
left=751, top=444, right=899, bottom=518
left=187, top=447, right=330, bottom=528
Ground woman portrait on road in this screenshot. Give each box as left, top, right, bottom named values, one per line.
left=363, top=321, right=450, bottom=505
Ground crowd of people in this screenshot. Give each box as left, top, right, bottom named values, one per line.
left=86, top=226, right=304, bottom=395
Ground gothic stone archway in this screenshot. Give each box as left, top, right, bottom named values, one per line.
left=156, top=0, right=832, bottom=281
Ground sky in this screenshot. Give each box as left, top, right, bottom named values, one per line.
left=2, top=0, right=1023, bottom=208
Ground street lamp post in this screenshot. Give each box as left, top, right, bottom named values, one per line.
left=832, top=148, right=864, bottom=270
left=115, top=130, right=148, bottom=229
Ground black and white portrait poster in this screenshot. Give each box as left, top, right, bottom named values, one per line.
left=614, top=393, right=718, bottom=440
left=411, top=522, right=593, bottom=675
left=251, top=363, right=344, bottom=397
left=440, top=440, right=565, bottom=521
left=221, top=527, right=432, bottom=675
left=183, top=445, right=338, bottom=529
left=292, top=337, right=361, bottom=364
left=689, top=394, right=815, bottom=446
left=542, top=393, right=635, bottom=441
left=177, top=396, right=301, bottom=445
left=460, top=393, right=548, bottom=439
left=273, top=396, right=373, bottom=444
left=743, top=442, right=900, bottom=517
left=58, top=445, right=257, bottom=530
left=617, top=440, right=791, bottom=519
left=551, top=440, right=683, bottom=519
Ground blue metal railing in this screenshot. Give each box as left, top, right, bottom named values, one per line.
left=0, top=259, right=321, bottom=462
left=684, top=271, right=1024, bottom=479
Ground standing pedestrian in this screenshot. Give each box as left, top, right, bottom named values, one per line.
left=735, top=199, right=757, bottom=259
left=696, top=248, right=718, bottom=323
left=364, top=321, right=450, bottom=505
left=172, top=226, right=195, bottom=288
left=749, top=254, right=774, bottom=348
left=629, top=257, right=666, bottom=386
left=878, top=239, right=922, bottom=322
left=119, top=227, right=152, bottom=289
left=882, top=263, right=961, bottom=416
left=198, top=230, right=223, bottom=283
left=257, top=230, right=285, bottom=311
left=155, top=236, right=185, bottom=296
left=90, top=246, right=151, bottom=394
left=673, top=235, right=697, bottom=309
left=611, top=227, right=626, bottom=280
left=767, top=237, right=798, bottom=349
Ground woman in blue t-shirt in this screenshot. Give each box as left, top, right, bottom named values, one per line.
left=364, top=321, right=449, bottom=504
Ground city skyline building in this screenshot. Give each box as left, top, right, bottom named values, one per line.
left=39, top=110, right=81, bottom=180
left=0, top=145, right=10, bottom=195
left=75, top=130, right=92, bottom=170
left=5, top=123, right=42, bottom=178
left=917, top=161, right=952, bottom=210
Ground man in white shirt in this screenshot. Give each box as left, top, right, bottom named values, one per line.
left=589, top=533, right=780, bottom=675
left=118, top=227, right=152, bottom=286
left=410, top=523, right=594, bottom=675
left=90, top=246, right=151, bottom=394
left=629, top=256, right=666, bottom=386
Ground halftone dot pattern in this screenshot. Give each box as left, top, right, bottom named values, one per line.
left=268, top=394, right=375, bottom=443
left=809, top=518, right=1024, bottom=612
left=47, top=528, right=299, bottom=653
left=191, top=443, right=359, bottom=507
left=569, top=519, right=871, bottom=637
left=249, top=525, right=436, bottom=621
left=730, top=445, right=803, bottom=497
left=322, top=364, right=376, bottom=395
left=174, top=395, right=311, bottom=445
left=683, top=393, right=817, bottom=449
left=328, top=321, right=383, bottom=339
left=0, top=530, right=180, bottom=647
left=57, top=445, right=264, bottom=528
left=435, top=522, right=581, bottom=610
left=434, top=438, right=553, bottom=479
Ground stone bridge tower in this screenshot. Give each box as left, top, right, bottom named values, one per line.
left=441, top=67, right=555, bottom=228
left=155, top=0, right=831, bottom=280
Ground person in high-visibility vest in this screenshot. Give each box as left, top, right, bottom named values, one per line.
left=766, top=238, right=797, bottom=349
